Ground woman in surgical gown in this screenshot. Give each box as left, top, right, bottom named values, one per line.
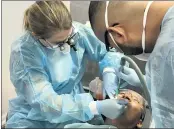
left=5, top=1, right=118, bottom=128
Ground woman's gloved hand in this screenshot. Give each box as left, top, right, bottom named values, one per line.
left=97, top=99, right=128, bottom=119
left=115, top=66, right=141, bottom=87
left=89, top=99, right=128, bottom=120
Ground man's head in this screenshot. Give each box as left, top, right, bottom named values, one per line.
left=89, top=1, right=162, bottom=55
left=115, top=89, right=146, bottom=128
left=105, top=89, right=146, bottom=128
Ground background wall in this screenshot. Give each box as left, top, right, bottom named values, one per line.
left=1, top=1, right=70, bottom=126
left=70, top=1, right=90, bottom=24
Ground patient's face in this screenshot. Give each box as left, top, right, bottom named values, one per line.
left=106, top=89, right=146, bottom=128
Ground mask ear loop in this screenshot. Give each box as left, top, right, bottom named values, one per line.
left=142, top=1, right=154, bottom=54
left=105, top=1, right=124, bottom=53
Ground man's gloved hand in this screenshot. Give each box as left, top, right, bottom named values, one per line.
left=96, top=99, right=128, bottom=119
left=115, top=66, right=141, bottom=87
left=99, top=52, right=124, bottom=73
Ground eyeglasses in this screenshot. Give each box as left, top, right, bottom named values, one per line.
left=39, top=27, right=77, bottom=51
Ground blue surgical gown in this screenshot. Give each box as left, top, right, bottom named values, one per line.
left=146, top=6, right=174, bottom=128
left=6, top=22, right=108, bottom=128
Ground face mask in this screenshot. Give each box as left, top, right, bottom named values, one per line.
left=39, top=38, right=60, bottom=49
left=39, top=27, right=78, bottom=54
left=47, top=43, right=70, bottom=54
left=105, top=1, right=153, bottom=61
left=134, top=1, right=153, bottom=61
left=46, top=45, right=59, bottom=49
left=39, top=38, right=70, bottom=54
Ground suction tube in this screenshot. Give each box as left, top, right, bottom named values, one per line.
left=121, top=56, right=151, bottom=110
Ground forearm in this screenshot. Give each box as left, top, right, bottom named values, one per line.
left=22, top=73, right=95, bottom=123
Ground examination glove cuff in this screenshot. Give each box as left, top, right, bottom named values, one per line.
left=89, top=101, right=99, bottom=115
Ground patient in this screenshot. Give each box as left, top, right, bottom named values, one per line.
left=105, top=89, right=146, bottom=129
left=64, top=89, right=147, bottom=129
left=88, top=77, right=147, bottom=128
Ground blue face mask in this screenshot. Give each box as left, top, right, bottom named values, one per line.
left=105, top=1, right=154, bottom=61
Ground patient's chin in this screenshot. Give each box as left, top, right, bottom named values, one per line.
left=106, top=89, right=145, bottom=129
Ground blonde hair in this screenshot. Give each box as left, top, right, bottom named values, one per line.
left=23, top=1, right=72, bottom=38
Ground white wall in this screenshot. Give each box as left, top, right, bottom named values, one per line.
left=2, top=1, right=70, bottom=125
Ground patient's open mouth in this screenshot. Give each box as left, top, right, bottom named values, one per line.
left=117, top=91, right=140, bottom=104
left=106, top=89, right=146, bottom=129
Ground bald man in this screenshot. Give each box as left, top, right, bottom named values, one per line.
left=89, top=1, right=174, bottom=128
left=105, top=89, right=146, bottom=129
left=65, top=89, right=147, bottom=129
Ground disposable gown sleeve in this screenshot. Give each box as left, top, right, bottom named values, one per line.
left=10, top=43, right=94, bottom=123
left=81, top=27, right=123, bottom=73
left=82, top=27, right=107, bottom=62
